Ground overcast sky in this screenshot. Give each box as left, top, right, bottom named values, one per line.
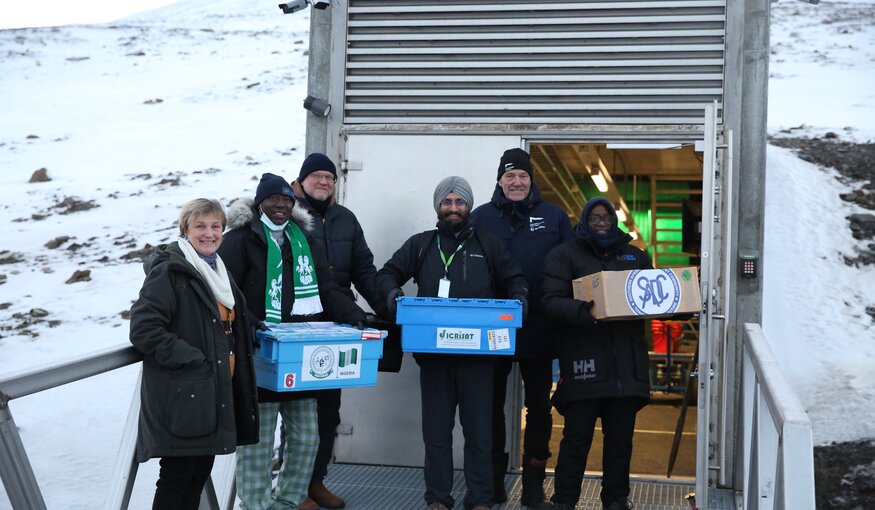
left=0, top=0, right=182, bottom=29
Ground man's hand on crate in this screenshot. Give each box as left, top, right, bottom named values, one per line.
left=512, top=292, right=528, bottom=320
left=386, top=288, right=403, bottom=320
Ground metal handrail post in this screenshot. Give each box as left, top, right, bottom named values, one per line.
left=0, top=402, right=47, bottom=509
left=742, top=323, right=815, bottom=509
left=104, top=368, right=143, bottom=510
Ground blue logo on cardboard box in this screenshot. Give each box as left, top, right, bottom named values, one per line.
left=625, top=269, right=681, bottom=315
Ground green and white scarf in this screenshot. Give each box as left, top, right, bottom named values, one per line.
left=263, top=221, right=323, bottom=321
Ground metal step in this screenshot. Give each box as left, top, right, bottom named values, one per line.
left=322, top=463, right=735, bottom=509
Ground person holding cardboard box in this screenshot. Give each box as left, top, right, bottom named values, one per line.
left=376, top=176, right=528, bottom=510
left=540, top=197, right=653, bottom=510
left=219, top=173, right=366, bottom=510
left=469, top=147, right=573, bottom=508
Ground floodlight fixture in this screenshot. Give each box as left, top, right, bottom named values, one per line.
left=278, top=0, right=308, bottom=14
left=303, top=95, right=331, bottom=117
left=278, top=0, right=330, bottom=14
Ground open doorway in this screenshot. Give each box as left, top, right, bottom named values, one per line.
left=524, top=142, right=704, bottom=480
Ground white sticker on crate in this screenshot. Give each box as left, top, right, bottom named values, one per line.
left=301, top=344, right=363, bottom=382
left=487, top=329, right=511, bottom=351
left=435, top=327, right=481, bottom=349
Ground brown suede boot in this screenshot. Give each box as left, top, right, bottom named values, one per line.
left=298, top=497, right=319, bottom=510
left=309, top=481, right=346, bottom=509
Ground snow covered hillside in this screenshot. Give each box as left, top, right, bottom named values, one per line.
left=0, top=0, right=873, bottom=508
left=0, top=1, right=311, bottom=507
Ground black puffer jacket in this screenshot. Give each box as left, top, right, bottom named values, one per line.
left=541, top=235, right=653, bottom=406
left=376, top=220, right=528, bottom=362
left=292, top=180, right=388, bottom=318
left=218, top=199, right=366, bottom=402
left=470, top=183, right=573, bottom=359
left=129, top=242, right=259, bottom=463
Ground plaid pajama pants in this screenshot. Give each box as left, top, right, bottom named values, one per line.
left=236, top=399, right=319, bottom=510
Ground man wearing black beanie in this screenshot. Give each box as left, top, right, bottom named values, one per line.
left=471, top=147, right=574, bottom=509
left=289, top=153, right=387, bottom=509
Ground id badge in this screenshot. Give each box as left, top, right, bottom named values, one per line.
left=437, top=278, right=451, bottom=298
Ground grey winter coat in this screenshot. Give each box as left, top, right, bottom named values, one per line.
left=129, top=242, right=259, bottom=463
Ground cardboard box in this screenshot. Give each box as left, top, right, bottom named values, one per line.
left=395, top=297, right=522, bottom=355
left=254, top=322, right=385, bottom=392
left=572, top=267, right=701, bottom=320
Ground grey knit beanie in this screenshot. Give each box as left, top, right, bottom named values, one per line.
left=433, top=176, right=474, bottom=213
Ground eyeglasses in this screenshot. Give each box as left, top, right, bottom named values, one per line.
left=308, top=173, right=336, bottom=183
left=439, top=198, right=468, bottom=208
left=587, top=213, right=616, bottom=225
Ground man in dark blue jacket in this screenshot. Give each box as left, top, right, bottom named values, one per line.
left=470, top=148, right=573, bottom=508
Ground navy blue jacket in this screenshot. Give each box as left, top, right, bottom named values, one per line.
left=470, top=184, right=573, bottom=359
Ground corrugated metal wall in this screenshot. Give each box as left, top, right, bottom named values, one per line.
left=343, top=0, right=726, bottom=125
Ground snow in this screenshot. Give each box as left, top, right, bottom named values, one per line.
left=0, top=0, right=873, bottom=507
left=762, top=146, right=875, bottom=444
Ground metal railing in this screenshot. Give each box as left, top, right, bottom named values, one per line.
left=0, top=344, right=234, bottom=510
left=740, top=323, right=815, bottom=510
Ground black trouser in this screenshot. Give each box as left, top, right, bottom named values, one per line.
left=551, top=397, right=641, bottom=506
left=153, top=455, right=216, bottom=510
left=312, top=388, right=342, bottom=483
left=419, top=358, right=494, bottom=510
left=492, top=357, right=554, bottom=461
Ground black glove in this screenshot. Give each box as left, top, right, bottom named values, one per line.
left=512, top=293, right=528, bottom=320
left=251, top=320, right=270, bottom=348
left=386, top=288, right=403, bottom=319
left=354, top=319, right=368, bottom=330
left=578, top=300, right=597, bottom=326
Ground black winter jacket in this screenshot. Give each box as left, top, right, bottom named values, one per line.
left=376, top=220, right=529, bottom=362
left=541, top=236, right=653, bottom=406
left=292, top=181, right=388, bottom=318
left=129, top=242, right=259, bottom=463
left=218, top=199, right=366, bottom=402
left=470, top=183, right=573, bottom=359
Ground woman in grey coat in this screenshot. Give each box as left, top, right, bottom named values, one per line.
left=130, top=198, right=259, bottom=510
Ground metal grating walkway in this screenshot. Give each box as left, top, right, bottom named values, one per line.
left=324, top=464, right=735, bottom=510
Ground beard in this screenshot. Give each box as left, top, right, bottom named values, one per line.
left=438, top=210, right=468, bottom=224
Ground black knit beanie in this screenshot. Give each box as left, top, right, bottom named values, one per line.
left=254, top=173, right=294, bottom=207
left=497, top=148, right=533, bottom=180
left=298, top=153, right=337, bottom=182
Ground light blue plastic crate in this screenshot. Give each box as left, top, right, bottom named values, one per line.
left=254, top=322, right=385, bottom=392
left=395, top=297, right=522, bottom=355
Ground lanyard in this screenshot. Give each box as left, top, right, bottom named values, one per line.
left=436, top=235, right=468, bottom=277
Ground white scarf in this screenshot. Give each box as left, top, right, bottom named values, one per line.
left=176, top=237, right=236, bottom=310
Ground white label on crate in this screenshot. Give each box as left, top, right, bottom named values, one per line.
left=487, top=329, right=511, bottom=351
left=301, top=344, right=363, bottom=382
left=435, top=328, right=481, bottom=349
left=284, top=372, right=297, bottom=389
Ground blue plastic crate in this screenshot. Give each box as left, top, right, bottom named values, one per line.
left=395, top=297, right=522, bottom=355
left=254, top=322, right=386, bottom=392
